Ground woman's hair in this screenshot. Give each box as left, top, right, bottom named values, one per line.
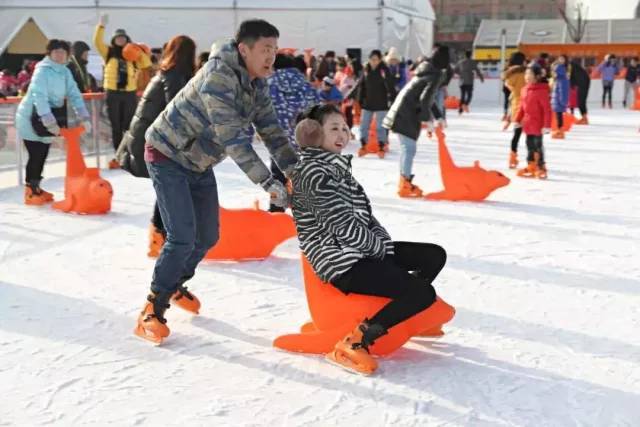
left=527, top=63, right=544, bottom=80
left=508, top=51, right=526, bottom=66
left=297, top=103, right=343, bottom=126
left=274, top=53, right=294, bottom=70
left=46, top=39, right=70, bottom=55
left=160, top=35, right=196, bottom=76
left=292, top=55, right=307, bottom=74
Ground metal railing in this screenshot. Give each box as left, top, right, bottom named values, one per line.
left=0, top=92, right=113, bottom=185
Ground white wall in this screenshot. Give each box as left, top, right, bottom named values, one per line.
left=566, top=0, right=639, bottom=19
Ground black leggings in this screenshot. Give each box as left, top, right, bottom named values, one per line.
left=503, top=85, right=511, bottom=115
left=106, top=90, right=137, bottom=151
left=556, top=111, right=564, bottom=129
left=24, top=139, right=51, bottom=184
left=511, top=126, right=523, bottom=152
left=332, top=242, right=445, bottom=330
left=460, top=84, right=473, bottom=108
left=525, top=134, right=545, bottom=167
left=602, top=81, right=613, bottom=106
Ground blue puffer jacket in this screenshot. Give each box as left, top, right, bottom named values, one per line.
left=268, top=68, right=319, bottom=145
left=15, top=57, right=89, bottom=143
left=552, top=63, right=570, bottom=113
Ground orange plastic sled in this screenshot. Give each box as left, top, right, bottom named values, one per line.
left=425, top=128, right=510, bottom=202
left=444, top=96, right=461, bottom=110
left=273, top=256, right=456, bottom=356
left=551, top=112, right=576, bottom=132
left=52, top=127, right=113, bottom=215
left=203, top=205, right=296, bottom=261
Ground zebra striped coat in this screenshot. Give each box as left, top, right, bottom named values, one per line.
left=291, top=148, right=394, bottom=283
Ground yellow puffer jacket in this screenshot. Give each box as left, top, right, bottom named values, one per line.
left=502, top=65, right=527, bottom=121
left=93, top=25, right=151, bottom=92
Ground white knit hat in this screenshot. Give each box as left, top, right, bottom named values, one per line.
left=385, top=47, right=401, bottom=63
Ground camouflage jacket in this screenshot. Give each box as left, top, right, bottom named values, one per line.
left=145, top=40, right=298, bottom=184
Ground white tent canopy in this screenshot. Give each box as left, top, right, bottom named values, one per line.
left=0, top=0, right=434, bottom=60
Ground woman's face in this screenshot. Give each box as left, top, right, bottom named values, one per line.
left=524, top=68, right=535, bottom=84
left=114, top=36, right=127, bottom=47
left=320, top=113, right=350, bottom=154
left=50, top=48, right=68, bottom=64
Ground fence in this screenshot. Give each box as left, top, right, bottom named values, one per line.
left=0, top=92, right=114, bottom=185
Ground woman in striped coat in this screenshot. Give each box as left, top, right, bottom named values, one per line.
left=291, top=104, right=448, bottom=375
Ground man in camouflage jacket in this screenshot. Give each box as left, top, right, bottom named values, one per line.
left=136, top=20, right=298, bottom=343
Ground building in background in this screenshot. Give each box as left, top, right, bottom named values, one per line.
left=430, top=0, right=566, bottom=55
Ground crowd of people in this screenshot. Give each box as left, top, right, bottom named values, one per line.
left=7, top=15, right=640, bottom=375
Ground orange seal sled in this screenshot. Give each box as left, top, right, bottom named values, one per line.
left=273, top=256, right=455, bottom=356
left=425, top=127, right=510, bottom=202
left=52, top=127, right=113, bottom=215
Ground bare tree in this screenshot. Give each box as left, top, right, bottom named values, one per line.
left=556, top=0, right=588, bottom=43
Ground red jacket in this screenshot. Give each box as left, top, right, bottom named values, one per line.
left=515, top=83, right=551, bottom=136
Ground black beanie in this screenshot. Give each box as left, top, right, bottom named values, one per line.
left=431, top=45, right=450, bottom=70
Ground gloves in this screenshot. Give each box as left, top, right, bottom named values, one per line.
left=424, top=121, right=435, bottom=133
left=46, top=123, right=61, bottom=136
left=82, top=120, right=92, bottom=134
left=542, top=128, right=551, bottom=135
left=261, top=177, right=289, bottom=209
left=99, top=13, right=109, bottom=26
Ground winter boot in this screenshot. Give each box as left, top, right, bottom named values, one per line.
left=24, top=181, right=49, bottom=205
left=517, top=161, right=538, bottom=178
left=509, top=151, right=518, bottom=169
left=576, top=115, right=589, bottom=125
left=108, top=158, right=121, bottom=169
left=171, top=278, right=201, bottom=315
left=147, top=224, right=165, bottom=257
left=134, top=292, right=172, bottom=344
left=398, top=175, right=423, bottom=198
left=377, top=149, right=385, bottom=159
left=551, top=130, right=565, bottom=139
left=326, top=320, right=387, bottom=375
left=536, top=166, right=548, bottom=180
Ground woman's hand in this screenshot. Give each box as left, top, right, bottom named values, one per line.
left=98, top=13, right=109, bottom=27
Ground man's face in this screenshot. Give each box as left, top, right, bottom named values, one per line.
left=239, top=37, right=278, bottom=80
left=369, top=55, right=381, bottom=69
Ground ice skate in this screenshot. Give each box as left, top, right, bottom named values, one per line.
left=398, top=175, right=423, bottom=198
left=509, top=151, right=518, bottom=169
left=133, top=292, right=171, bottom=344
left=325, top=321, right=386, bottom=375
left=147, top=224, right=165, bottom=257
left=517, top=161, right=538, bottom=178
left=171, top=284, right=201, bottom=315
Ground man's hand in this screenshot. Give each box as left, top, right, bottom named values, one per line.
left=261, top=177, right=289, bottom=209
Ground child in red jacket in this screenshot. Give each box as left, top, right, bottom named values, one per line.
left=514, top=64, right=551, bottom=179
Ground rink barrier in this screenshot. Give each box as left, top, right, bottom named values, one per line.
left=0, top=92, right=111, bottom=186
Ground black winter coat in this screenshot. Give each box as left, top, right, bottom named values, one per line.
left=116, top=68, right=190, bottom=178
left=570, top=62, right=591, bottom=91
left=353, top=63, right=397, bottom=111
left=383, top=62, right=445, bottom=140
